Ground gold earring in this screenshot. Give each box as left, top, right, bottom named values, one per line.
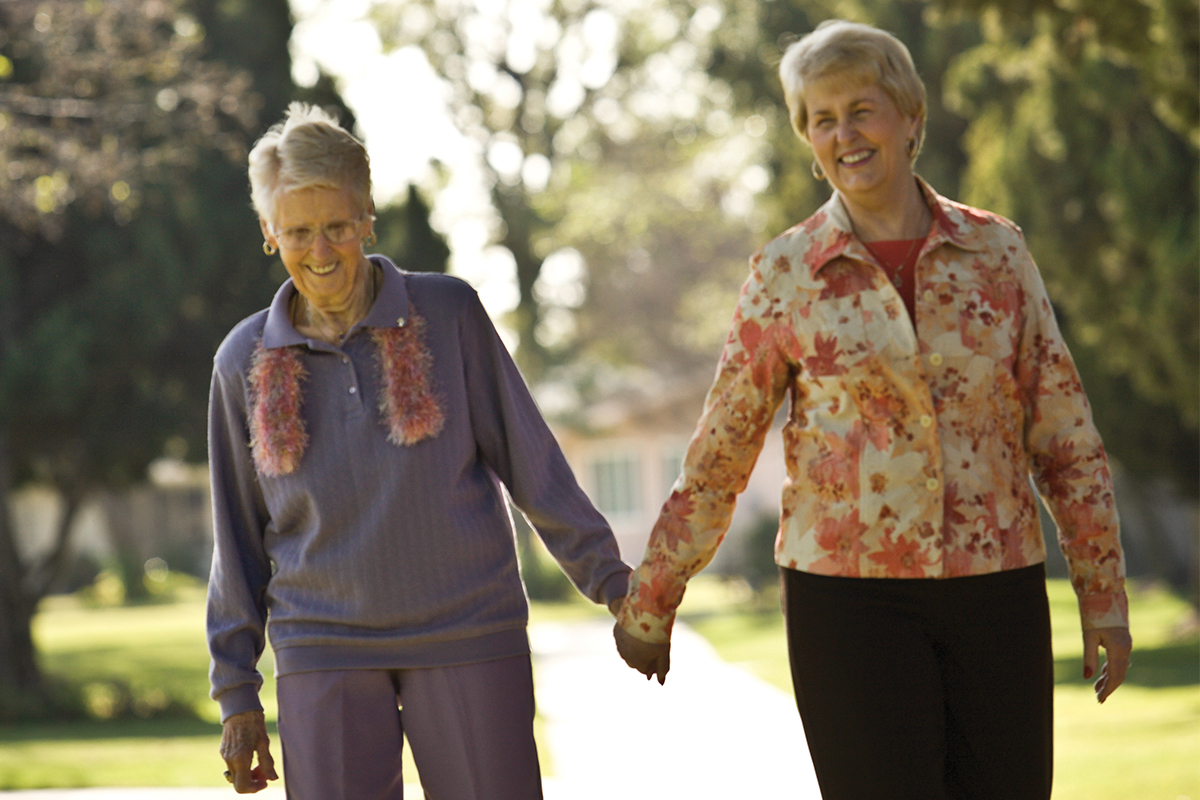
left=362, top=232, right=377, bottom=248
left=263, top=241, right=278, bottom=256
left=811, top=159, right=826, bottom=181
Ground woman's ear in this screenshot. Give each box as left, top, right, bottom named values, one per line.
left=260, top=216, right=276, bottom=246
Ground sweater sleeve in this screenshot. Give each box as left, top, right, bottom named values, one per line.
left=459, top=289, right=631, bottom=608
left=1013, top=242, right=1128, bottom=630
left=618, top=257, right=794, bottom=643
left=206, top=349, right=275, bottom=722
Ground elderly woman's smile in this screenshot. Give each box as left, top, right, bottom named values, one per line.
left=263, top=185, right=372, bottom=317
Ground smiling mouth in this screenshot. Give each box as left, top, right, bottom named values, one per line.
left=308, top=262, right=337, bottom=276
left=840, top=150, right=873, bottom=166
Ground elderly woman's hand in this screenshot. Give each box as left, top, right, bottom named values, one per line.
left=613, top=623, right=671, bottom=685
left=220, top=710, right=278, bottom=793
left=1084, top=626, right=1133, bottom=704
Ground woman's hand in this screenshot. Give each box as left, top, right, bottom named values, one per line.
left=1083, top=626, right=1133, bottom=703
left=220, top=710, right=279, bottom=793
left=613, top=623, right=671, bottom=685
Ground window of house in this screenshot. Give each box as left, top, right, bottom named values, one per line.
left=661, top=445, right=687, bottom=497
left=590, top=452, right=643, bottom=518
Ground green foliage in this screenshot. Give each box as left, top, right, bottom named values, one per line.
left=0, top=0, right=297, bottom=717
left=941, top=4, right=1199, bottom=491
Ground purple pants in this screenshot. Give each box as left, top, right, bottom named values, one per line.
left=275, top=655, right=543, bottom=800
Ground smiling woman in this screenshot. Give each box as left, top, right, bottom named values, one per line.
left=207, top=102, right=630, bottom=798
left=612, top=19, right=1131, bottom=800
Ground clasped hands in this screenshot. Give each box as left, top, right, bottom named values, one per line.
left=609, top=597, right=671, bottom=685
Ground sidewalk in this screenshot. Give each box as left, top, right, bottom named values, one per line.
left=2, top=621, right=820, bottom=799
left=532, top=618, right=821, bottom=798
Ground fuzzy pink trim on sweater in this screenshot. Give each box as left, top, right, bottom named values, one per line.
left=248, top=345, right=309, bottom=477
left=372, top=308, right=446, bottom=446
left=246, top=305, right=445, bottom=476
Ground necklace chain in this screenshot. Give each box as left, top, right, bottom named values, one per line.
left=869, top=238, right=921, bottom=290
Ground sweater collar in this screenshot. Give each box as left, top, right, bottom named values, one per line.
left=802, top=177, right=991, bottom=281
left=261, top=255, right=411, bottom=350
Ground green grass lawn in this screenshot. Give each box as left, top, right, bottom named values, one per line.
left=2, top=576, right=1197, bottom=799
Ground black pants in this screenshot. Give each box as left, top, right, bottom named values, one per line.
left=781, top=565, right=1053, bottom=800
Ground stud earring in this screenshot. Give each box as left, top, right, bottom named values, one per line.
left=263, top=241, right=278, bottom=256
left=811, top=158, right=826, bottom=181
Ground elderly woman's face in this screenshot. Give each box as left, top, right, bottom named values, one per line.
left=261, top=186, right=371, bottom=313
left=805, top=75, right=919, bottom=208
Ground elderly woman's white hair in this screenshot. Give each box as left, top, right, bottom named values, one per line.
left=780, top=20, right=927, bottom=163
left=248, top=102, right=373, bottom=225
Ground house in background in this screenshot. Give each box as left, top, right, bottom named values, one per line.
left=551, top=386, right=789, bottom=576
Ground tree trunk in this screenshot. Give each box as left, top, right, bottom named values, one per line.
left=0, top=432, right=45, bottom=719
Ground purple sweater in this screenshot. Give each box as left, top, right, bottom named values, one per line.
left=207, top=257, right=630, bottom=721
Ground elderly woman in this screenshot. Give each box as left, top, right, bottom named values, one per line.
left=207, top=103, right=631, bottom=798
left=613, top=20, right=1131, bottom=800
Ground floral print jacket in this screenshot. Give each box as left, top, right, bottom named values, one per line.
left=619, top=180, right=1128, bottom=643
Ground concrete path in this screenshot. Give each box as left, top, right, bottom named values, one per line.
left=532, top=618, right=821, bottom=798
left=2, top=621, right=820, bottom=799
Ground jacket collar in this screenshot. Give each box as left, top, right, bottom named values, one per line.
left=261, top=255, right=411, bottom=350
left=802, top=177, right=991, bottom=281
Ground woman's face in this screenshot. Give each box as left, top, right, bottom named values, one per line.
left=261, top=186, right=372, bottom=314
left=804, top=75, right=920, bottom=210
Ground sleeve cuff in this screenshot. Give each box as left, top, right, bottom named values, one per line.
left=599, top=569, right=632, bottom=610
left=215, top=684, right=264, bottom=724
left=616, top=603, right=675, bottom=645
left=1079, top=590, right=1130, bottom=630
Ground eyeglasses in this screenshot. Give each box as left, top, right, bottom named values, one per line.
left=273, top=217, right=365, bottom=250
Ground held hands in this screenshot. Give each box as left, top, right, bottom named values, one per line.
left=220, top=710, right=279, bottom=793
left=1083, top=626, right=1133, bottom=704
left=609, top=596, right=670, bottom=684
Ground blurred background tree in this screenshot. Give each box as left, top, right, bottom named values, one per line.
left=0, top=0, right=289, bottom=719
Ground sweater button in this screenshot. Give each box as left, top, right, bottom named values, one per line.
left=349, top=386, right=357, bottom=395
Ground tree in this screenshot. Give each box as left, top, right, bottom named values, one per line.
left=375, top=184, right=452, bottom=275
left=932, top=0, right=1199, bottom=493
left=0, top=0, right=293, bottom=718
left=366, top=0, right=768, bottom=376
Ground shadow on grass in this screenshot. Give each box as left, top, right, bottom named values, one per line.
left=1054, top=638, right=1200, bottom=688
left=0, top=716, right=220, bottom=742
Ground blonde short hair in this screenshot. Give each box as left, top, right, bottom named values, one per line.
left=248, top=102, right=373, bottom=224
left=780, top=20, right=927, bottom=160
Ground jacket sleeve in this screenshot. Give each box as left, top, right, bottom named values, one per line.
left=205, top=352, right=274, bottom=722
left=1014, top=243, right=1128, bottom=630
left=618, top=255, right=795, bottom=643
left=459, top=289, right=631, bottom=609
